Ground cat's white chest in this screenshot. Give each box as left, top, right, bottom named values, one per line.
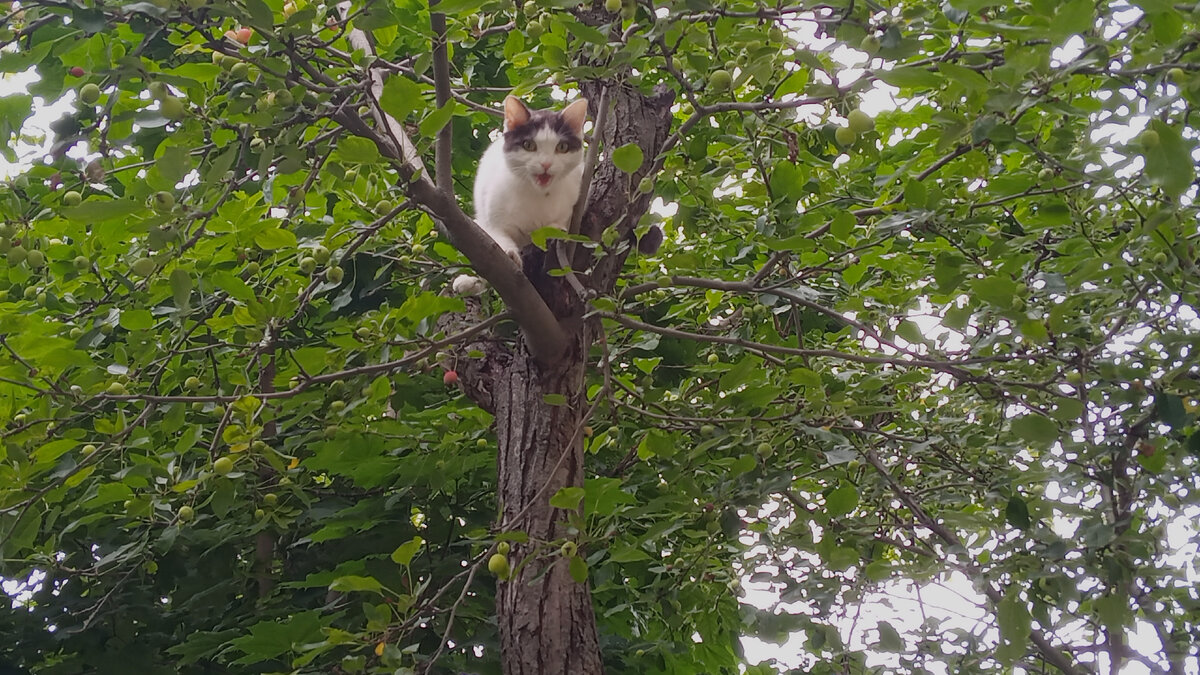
left=472, top=138, right=582, bottom=254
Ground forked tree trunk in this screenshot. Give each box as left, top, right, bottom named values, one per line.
left=493, top=329, right=601, bottom=674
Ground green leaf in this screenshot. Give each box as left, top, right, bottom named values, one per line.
left=996, top=591, right=1031, bottom=663
left=825, top=485, right=859, bottom=518
left=874, top=66, right=941, bottom=90
left=568, top=554, right=588, bottom=583
left=390, top=537, right=424, bottom=566
left=253, top=227, right=297, bottom=250
left=1005, top=495, right=1031, bottom=529
left=1011, top=414, right=1058, bottom=445
left=1155, top=392, right=1188, bottom=429
left=170, top=268, right=192, bottom=308
left=328, top=576, right=383, bottom=593
left=119, top=309, right=154, bottom=331
left=62, top=199, right=142, bottom=222
left=379, top=77, right=424, bottom=123
left=419, top=100, right=457, bottom=138
left=542, top=393, right=567, bottom=406
left=1143, top=120, right=1195, bottom=199
left=612, top=144, right=644, bottom=173
left=876, top=621, right=904, bottom=651
left=431, top=0, right=486, bottom=13
left=549, top=487, right=585, bottom=510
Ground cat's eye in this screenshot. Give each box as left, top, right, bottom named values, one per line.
left=521, top=139, right=537, bottom=151
left=555, top=141, right=570, bottom=153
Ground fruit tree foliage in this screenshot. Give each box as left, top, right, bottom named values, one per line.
left=0, top=0, right=1198, bottom=674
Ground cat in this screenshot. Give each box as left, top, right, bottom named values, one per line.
left=452, top=95, right=587, bottom=296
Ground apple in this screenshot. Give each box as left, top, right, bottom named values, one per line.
left=847, top=109, right=874, bottom=133
left=709, top=69, right=733, bottom=92
left=62, top=190, right=82, bottom=207
left=73, top=255, right=90, bottom=271
left=263, top=493, right=278, bottom=506
left=177, top=505, right=195, bottom=522
left=82, top=444, right=98, bottom=455
left=488, top=553, right=511, bottom=579
left=835, top=125, right=856, bottom=145
left=160, top=96, right=185, bottom=120
left=69, top=66, right=85, bottom=77
left=497, top=541, right=510, bottom=555
left=298, top=256, right=317, bottom=273
left=131, top=257, right=156, bottom=276
left=213, top=456, right=234, bottom=475
left=151, top=190, right=175, bottom=212
left=443, top=370, right=459, bottom=386
left=79, top=83, right=100, bottom=104
left=184, top=376, right=201, bottom=390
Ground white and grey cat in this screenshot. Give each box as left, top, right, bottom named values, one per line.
left=452, top=95, right=587, bottom=295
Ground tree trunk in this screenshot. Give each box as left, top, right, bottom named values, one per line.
left=494, top=329, right=601, bottom=674
left=441, top=79, right=674, bottom=675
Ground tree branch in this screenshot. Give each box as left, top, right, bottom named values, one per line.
left=335, top=4, right=566, bottom=363
left=430, top=1, right=453, bottom=195
left=862, top=447, right=1082, bottom=675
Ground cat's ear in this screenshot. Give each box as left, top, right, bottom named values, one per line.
left=561, top=98, right=588, bottom=136
left=503, top=96, right=531, bottom=131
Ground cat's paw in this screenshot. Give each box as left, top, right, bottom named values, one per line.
left=451, top=274, right=487, bottom=296
left=504, top=249, right=522, bottom=267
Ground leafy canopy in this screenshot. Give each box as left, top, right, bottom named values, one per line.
left=0, top=0, right=1198, bottom=674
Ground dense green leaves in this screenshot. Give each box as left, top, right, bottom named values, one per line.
left=0, top=0, right=1197, bottom=674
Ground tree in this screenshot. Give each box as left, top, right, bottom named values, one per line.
left=0, top=0, right=1197, bottom=673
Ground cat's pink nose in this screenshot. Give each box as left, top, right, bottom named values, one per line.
left=540, top=162, right=551, bottom=171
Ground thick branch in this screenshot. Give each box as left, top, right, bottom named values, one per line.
left=336, top=5, right=566, bottom=363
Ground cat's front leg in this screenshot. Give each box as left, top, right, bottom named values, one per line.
left=489, top=233, right=523, bottom=266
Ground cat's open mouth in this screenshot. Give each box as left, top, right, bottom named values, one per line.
left=534, top=172, right=552, bottom=187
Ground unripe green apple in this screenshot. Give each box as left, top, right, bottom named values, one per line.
left=131, top=257, right=156, bottom=276
left=709, top=69, right=733, bottom=92
left=79, top=83, right=101, bottom=104
left=62, top=190, right=82, bottom=207
left=178, top=505, right=195, bottom=522
left=488, top=553, right=511, bottom=579
left=213, top=456, right=234, bottom=475
left=846, top=109, right=873, bottom=133
left=151, top=190, right=175, bottom=212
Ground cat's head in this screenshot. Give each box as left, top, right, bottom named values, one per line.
left=500, top=96, right=587, bottom=191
